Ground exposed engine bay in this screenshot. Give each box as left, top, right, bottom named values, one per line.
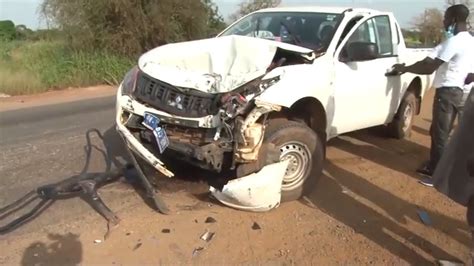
left=115, top=35, right=319, bottom=211
left=118, top=36, right=314, bottom=176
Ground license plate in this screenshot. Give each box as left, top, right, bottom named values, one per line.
left=143, top=112, right=160, bottom=131
left=153, top=127, right=169, bottom=154
left=142, top=112, right=169, bottom=153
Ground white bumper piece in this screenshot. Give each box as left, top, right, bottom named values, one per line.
left=209, top=160, right=289, bottom=212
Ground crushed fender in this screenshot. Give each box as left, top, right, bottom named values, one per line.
left=209, top=160, right=289, bottom=212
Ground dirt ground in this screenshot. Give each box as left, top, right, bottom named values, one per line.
left=0, top=87, right=470, bottom=265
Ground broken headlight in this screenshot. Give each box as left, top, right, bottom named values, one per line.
left=121, top=66, right=139, bottom=96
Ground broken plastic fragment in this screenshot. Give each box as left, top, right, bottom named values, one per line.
left=192, top=247, right=204, bottom=257
left=209, top=160, right=289, bottom=212
left=200, top=230, right=215, bottom=242
left=417, top=209, right=432, bottom=226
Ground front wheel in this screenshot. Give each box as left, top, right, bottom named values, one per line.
left=264, top=120, right=324, bottom=202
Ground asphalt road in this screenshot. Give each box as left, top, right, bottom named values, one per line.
left=0, top=95, right=140, bottom=236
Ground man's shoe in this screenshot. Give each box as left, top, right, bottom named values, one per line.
left=418, top=177, right=434, bottom=187
left=416, top=165, right=433, bottom=177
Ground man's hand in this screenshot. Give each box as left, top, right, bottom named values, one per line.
left=465, top=73, right=474, bottom=85
left=392, top=63, right=407, bottom=74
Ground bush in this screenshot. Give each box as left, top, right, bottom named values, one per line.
left=0, top=20, right=16, bottom=41
left=0, top=40, right=134, bottom=95
left=41, top=0, right=227, bottom=56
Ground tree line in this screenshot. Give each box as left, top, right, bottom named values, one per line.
left=411, top=0, right=473, bottom=46
left=2, top=0, right=471, bottom=53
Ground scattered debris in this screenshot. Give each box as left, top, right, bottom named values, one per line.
left=436, top=259, right=464, bottom=266
left=417, top=209, right=432, bottom=226
left=33, top=253, right=38, bottom=257
left=126, top=232, right=131, bottom=236
left=252, top=222, right=261, bottom=230
left=94, top=239, right=102, bottom=244
left=205, top=217, right=217, bottom=223
left=192, top=247, right=204, bottom=257
left=194, top=219, right=199, bottom=223
left=162, top=229, right=171, bottom=234
left=133, top=242, right=142, bottom=251
left=200, top=230, right=215, bottom=242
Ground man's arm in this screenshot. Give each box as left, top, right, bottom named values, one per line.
left=393, top=57, right=445, bottom=75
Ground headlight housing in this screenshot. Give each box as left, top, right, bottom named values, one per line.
left=259, top=75, right=280, bottom=90
left=121, top=66, right=139, bottom=96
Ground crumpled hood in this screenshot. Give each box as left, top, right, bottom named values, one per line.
left=138, top=35, right=314, bottom=93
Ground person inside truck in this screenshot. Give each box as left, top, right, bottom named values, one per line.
left=392, top=4, right=474, bottom=184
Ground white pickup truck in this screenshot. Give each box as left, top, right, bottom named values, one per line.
left=115, top=6, right=434, bottom=204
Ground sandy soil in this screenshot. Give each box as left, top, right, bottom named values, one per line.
left=0, top=87, right=469, bottom=265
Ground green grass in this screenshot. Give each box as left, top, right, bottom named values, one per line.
left=0, top=40, right=134, bottom=95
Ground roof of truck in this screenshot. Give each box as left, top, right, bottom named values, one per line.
left=255, top=6, right=385, bottom=15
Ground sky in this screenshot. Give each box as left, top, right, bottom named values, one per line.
left=0, top=0, right=447, bottom=29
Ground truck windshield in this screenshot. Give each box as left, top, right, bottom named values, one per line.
left=219, top=12, right=342, bottom=51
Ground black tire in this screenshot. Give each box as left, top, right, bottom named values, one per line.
left=387, top=92, right=417, bottom=139
left=263, top=120, right=324, bottom=202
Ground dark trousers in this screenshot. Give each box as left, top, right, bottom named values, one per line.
left=468, top=198, right=474, bottom=264
left=428, top=87, right=464, bottom=171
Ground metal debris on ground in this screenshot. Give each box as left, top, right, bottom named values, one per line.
left=200, top=230, right=215, bottom=242
left=133, top=243, right=142, bottom=251
left=417, top=209, right=432, bottom=226
left=0, top=129, right=172, bottom=237
left=251, top=222, right=261, bottom=230
left=94, top=239, right=102, bottom=244
left=162, top=229, right=171, bottom=233
left=192, top=247, right=204, bottom=257
left=205, top=217, right=217, bottom=223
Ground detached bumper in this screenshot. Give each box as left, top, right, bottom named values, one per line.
left=115, top=87, right=174, bottom=177
left=116, top=120, right=174, bottom=178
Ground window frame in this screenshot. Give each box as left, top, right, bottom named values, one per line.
left=336, top=14, right=398, bottom=62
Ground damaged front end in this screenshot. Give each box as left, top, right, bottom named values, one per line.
left=115, top=35, right=314, bottom=211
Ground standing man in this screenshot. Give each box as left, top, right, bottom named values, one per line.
left=393, top=4, right=474, bottom=184
left=432, top=80, right=474, bottom=264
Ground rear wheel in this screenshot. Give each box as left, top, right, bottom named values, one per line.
left=264, top=120, right=324, bottom=202
left=387, top=92, right=417, bottom=139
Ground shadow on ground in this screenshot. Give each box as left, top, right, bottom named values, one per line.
left=302, top=156, right=468, bottom=264
left=21, top=233, right=82, bottom=266
left=329, top=129, right=430, bottom=180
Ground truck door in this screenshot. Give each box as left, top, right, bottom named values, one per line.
left=332, top=15, right=399, bottom=135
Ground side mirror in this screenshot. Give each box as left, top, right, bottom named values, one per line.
left=346, top=42, right=379, bottom=61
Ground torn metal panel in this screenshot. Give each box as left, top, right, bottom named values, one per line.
left=138, top=35, right=314, bottom=94
left=235, top=100, right=282, bottom=162
left=209, top=160, right=289, bottom=212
